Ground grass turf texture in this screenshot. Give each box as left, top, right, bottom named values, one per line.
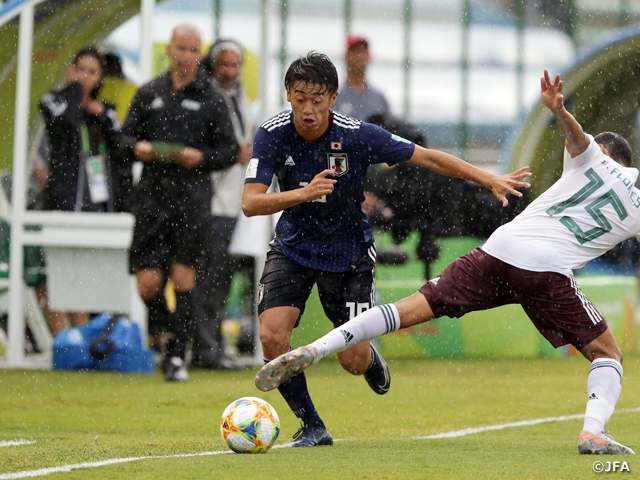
left=2, top=356, right=639, bottom=479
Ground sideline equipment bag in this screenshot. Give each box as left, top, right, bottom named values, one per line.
left=52, top=313, right=155, bottom=374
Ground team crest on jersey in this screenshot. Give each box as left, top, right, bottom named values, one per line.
left=327, top=153, right=349, bottom=176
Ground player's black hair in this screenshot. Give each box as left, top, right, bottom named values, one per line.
left=594, top=131, right=633, bottom=167
left=72, top=46, right=106, bottom=99
left=284, top=51, right=338, bottom=95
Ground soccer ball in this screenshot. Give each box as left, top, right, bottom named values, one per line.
left=220, top=396, right=280, bottom=453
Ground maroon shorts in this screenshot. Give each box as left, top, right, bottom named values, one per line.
left=418, top=247, right=608, bottom=350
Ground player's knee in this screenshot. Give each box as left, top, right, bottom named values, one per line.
left=258, top=325, right=289, bottom=352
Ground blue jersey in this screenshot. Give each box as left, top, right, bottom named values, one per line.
left=245, top=110, right=415, bottom=272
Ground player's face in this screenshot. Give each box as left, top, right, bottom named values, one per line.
left=215, top=50, right=242, bottom=88
left=287, top=81, right=337, bottom=142
left=166, top=30, right=202, bottom=78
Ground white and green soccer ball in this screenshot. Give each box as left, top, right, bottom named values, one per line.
left=220, top=396, right=280, bottom=453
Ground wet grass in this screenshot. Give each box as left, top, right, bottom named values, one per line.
left=2, top=355, right=639, bottom=479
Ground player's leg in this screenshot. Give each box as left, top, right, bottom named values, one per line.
left=577, top=328, right=634, bottom=454
left=317, top=293, right=434, bottom=360
left=521, top=273, right=633, bottom=454
left=259, top=306, right=331, bottom=446
left=256, top=247, right=332, bottom=447
left=255, top=293, right=433, bottom=393
left=315, top=253, right=399, bottom=395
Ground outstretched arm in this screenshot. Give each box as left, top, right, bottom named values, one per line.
left=407, top=147, right=531, bottom=207
left=540, top=69, right=589, bottom=157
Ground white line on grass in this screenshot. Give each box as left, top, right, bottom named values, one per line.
left=0, top=441, right=36, bottom=448
left=0, top=445, right=294, bottom=479
left=2, top=408, right=639, bottom=479
left=415, top=407, right=640, bottom=439
left=0, top=452, right=231, bottom=480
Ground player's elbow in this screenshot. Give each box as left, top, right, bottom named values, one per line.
left=241, top=198, right=259, bottom=217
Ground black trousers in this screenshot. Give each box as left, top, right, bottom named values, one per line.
left=192, top=216, right=238, bottom=365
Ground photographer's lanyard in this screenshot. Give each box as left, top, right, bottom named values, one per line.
left=79, top=123, right=109, bottom=206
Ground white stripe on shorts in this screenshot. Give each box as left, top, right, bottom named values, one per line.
left=570, top=276, right=603, bottom=325
left=367, top=245, right=377, bottom=264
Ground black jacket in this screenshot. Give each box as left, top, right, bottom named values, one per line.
left=40, top=82, right=131, bottom=212
left=120, top=68, right=239, bottom=210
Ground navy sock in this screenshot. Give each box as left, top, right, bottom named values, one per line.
left=265, top=357, right=324, bottom=428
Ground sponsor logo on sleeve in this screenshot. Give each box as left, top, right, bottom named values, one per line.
left=246, top=158, right=259, bottom=178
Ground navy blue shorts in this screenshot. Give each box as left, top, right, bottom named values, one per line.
left=257, top=243, right=376, bottom=328
left=418, top=247, right=609, bottom=350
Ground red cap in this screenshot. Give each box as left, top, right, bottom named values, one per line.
left=346, top=34, right=368, bottom=51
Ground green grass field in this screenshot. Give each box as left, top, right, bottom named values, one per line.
left=2, top=355, right=639, bottom=479
left=2, top=234, right=638, bottom=478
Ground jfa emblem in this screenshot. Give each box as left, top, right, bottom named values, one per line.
left=327, top=153, right=349, bottom=176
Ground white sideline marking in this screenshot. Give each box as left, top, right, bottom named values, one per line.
left=0, top=441, right=36, bottom=448
left=0, top=452, right=231, bottom=480
left=2, top=409, right=639, bottom=479
left=0, top=445, right=292, bottom=479
left=415, top=407, right=640, bottom=439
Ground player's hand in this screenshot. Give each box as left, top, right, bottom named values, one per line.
left=170, top=147, right=204, bottom=169
left=303, top=169, right=337, bottom=201
left=540, top=69, right=564, bottom=112
left=490, top=166, right=531, bottom=207
left=134, top=140, right=157, bottom=162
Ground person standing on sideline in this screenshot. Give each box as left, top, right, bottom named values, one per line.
left=121, top=24, right=239, bottom=382
left=333, top=34, right=389, bottom=121
left=243, top=51, right=530, bottom=447
left=39, top=46, right=132, bottom=334
left=257, top=70, right=636, bottom=456
left=191, top=39, right=253, bottom=369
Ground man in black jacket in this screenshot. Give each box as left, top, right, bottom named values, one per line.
left=121, top=24, right=239, bottom=381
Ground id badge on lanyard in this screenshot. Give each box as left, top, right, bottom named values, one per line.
left=81, top=124, right=109, bottom=203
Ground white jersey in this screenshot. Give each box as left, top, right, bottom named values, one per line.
left=483, top=134, right=640, bottom=277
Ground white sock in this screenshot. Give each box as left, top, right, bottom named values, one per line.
left=309, top=304, right=400, bottom=362
left=582, top=358, right=623, bottom=434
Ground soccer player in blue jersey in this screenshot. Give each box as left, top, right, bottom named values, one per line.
left=242, top=51, right=530, bottom=447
